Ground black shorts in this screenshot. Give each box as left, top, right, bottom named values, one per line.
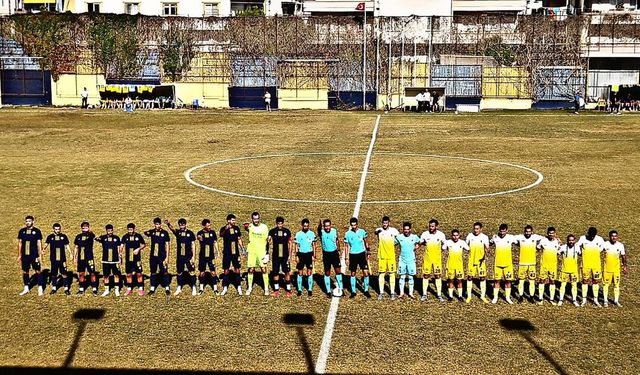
left=50, top=261, right=67, bottom=277
left=198, top=257, right=215, bottom=273
left=296, top=252, right=314, bottom=271
left=125, top=261, right=143, bottom=274
left=77, top=259, right=96, bottom=273
left=222, top=253, right=240, bottom=270
left=322, top=251, right=341, bottom=273
left=149, top=258, right=168, bottom=274
left=21, top=257, right=41, bottom=272
left=348, top=253, right=369, bottom=273
left=272, top=256, right=291, bottom=274
left=102, top=263, right=121, bottom=276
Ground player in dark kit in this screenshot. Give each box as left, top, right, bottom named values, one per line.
left=144, top=217, right=172, bottom=296
left=43, top=223, right=71, bottom=295
left=73, top=221, right=98, bottom=296
left=197, top=218, right=219, bottom=295
left=166, top=218, right=197, bottom=296
left=268, top=217, right=293, bottom=297
left=219, top=214, right=244, bottom=296
left=96, top=224, right=122, bottom=297
left=120, top=223, right=146, bottom=296
left=17, top=215, right=44, bottom=296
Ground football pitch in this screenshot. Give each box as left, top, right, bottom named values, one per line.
left=0, top=108, right=638, bottom=374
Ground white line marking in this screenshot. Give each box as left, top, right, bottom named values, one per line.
left=314, top=114, right=381, bottom=374
left=184, top=152, right=543, bottom=204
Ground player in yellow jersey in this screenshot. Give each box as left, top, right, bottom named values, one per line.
left=419, top=219, right=447, bottom=302
left=465, top=222, right=491, bottom=303
left=558, top=234, right=580, bottom=306
left=537, top=227, right=561, bottom=305
left=514, top=225, right=542, bottom=303
left=576, top=227, right=605, bottom=307
left=243, top=212, right=270, bottom=296
left=490, top=224, right=516, bottom=304
left=375, top=216, right=399, bottom=300
left=601, top=230, right=627, bottom=307
left=444, top=229, right=469, bottom=301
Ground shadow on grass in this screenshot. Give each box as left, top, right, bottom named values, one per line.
left=499, top=318, right=568, bottom=375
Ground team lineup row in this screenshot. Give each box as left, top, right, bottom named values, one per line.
left=16, top=213, right=628, bottom=307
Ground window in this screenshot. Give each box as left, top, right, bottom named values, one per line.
left=125, top=3, right=139, bottom=15
left=203, top=2, right=220, bottom=16
left=162, top=2, right=178, bottom=16
left=87, top=3, right=100, bottom=13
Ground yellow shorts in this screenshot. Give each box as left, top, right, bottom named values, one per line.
left=518, top=265, right=537, bottom=280
left=560, top=271, right=578, bottom=283
left=582, top=266, right=602, bottom=281
left=466, top=263, right=486, bottom=278
left=603, top=270, right=621, bottom=285
left=494, top=265, right=514, bottom=281
left=378, top=259, right=396, bottom=273
left=246, top=251, right=267, bottom=269
left=447, top=267, right=464, bottom=280
left=423, top=261, right=442, bottom=276
left=539, top=265, right=556, bottom=281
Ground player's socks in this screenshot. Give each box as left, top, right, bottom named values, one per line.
left=114, top=286, right=120, bottom=297
left=602, top=284, right=609, bottom=303
left=324, top=276, right=331, bottom=292
left=389, top=275, right=396, bottom=295
left=336, top=274, right=343, bottom=289
left=399, top=275, right=406, bottom=294
left=22, top=273, right=29, bottom=286
left=163, top=274, right=171, bottom=290
left=363, top=276, right=369, bottom=292
left=307, top=275, right=313, bottom=291
left=466, top=280, right=473, bottom=299
left=614, top=285, right=620, bottom=303
left=350, top=276, right=356, bottom=294
left=571, top=283, right=578, bottom=301
left=150, top=274, right=157, bottom=289
left=423, top=279, right=429, bottom=297
left=505, top=287, right=512, bottom=302
left=457, top=287, right=463, bottom=298
left=581, top=283, right=588, bottom=299
left=517, top=281, right=524, bottom=297
left=274, top=282, right=280, bottom=291
left=549, top=285, right=556, bottom=301
left=559, top=282, right=566, bottom=301
left=538, top=284, right=545, bottom=301
left=408, top=276, right=414, bottom=296
left=528, top=280, right=535, bottom=298
left=286, top=281, right=292, bottom=291
left=36, top=272, right=44, bottom=287
left=592, top=284, right=600, bottom=302
left=448, top=287, right=454, bottom=299
left=263, top=273, right=270, bottom=293
left=435, top=279, right=442, bottom=297
left=378, top=274, right=385, bottom=294
left=248, top=273, right=254, bottom=290
left=297, top=275, right=303, bottom=291
left=480, top=280, right=487, bottom=299
left=221, top=273, right=228, bottom=287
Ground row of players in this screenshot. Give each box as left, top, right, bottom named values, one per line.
left=17, top=213, right=628, bottom=307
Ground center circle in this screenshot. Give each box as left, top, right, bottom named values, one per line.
left=184, top=152, right=544, bottom=204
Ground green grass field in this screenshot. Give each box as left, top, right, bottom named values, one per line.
left=0, top=108, right=638, bottom=374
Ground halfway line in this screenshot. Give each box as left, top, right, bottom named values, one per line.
left=314, top=114, right=381, bottom=374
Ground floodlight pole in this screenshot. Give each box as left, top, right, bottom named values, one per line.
left=363, top=3, right=367, bottom=110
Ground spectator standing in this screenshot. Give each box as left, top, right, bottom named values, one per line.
left=81, top=87, right=89, bottom=109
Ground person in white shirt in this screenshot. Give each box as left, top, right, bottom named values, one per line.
left=601, top=230, right=627, bottom=307
left=415, top=92, right=425, bottom=112
left=264, top=91, right=272, bottom=112
left=424, top=90, right=432, bottom=112
left=81, top=87, right=89, bottom=109
left=537, top=227, right=561, bottom=305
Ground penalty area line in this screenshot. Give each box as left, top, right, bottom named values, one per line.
left=314, top=114, right=381, bottom=374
